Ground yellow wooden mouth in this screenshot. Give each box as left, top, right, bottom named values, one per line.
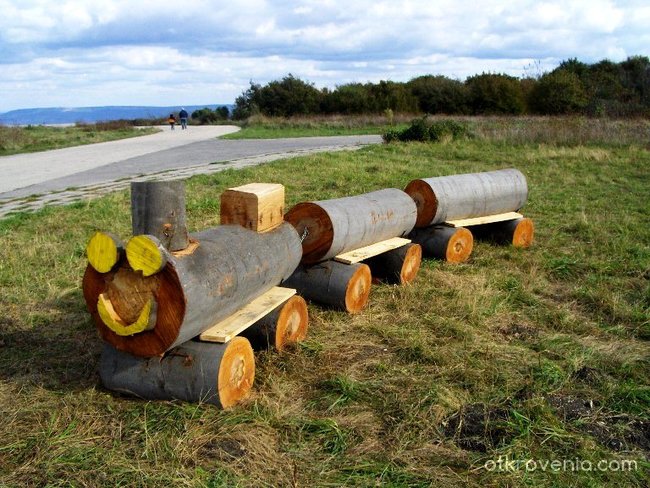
left=97, top=293, right=158, bottom=336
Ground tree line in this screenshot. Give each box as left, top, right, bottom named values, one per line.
left=232, top=56, right=650, bottom=119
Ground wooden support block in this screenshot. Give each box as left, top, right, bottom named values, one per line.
left=220, top=183, right=285, bottom=232
left=334, top=237, right=411, bottom=265
left=199, top=287, right=296, bottom=343
left=444, top=212, right=523, bottom=228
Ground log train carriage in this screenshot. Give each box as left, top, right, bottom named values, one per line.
left=83, top=169, right=534, bottom=407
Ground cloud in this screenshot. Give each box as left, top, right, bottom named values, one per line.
left=0, top=0, right=648, bottom=111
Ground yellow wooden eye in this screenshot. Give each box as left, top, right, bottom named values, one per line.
left=126, top=235, right=168, bottom=276
left=86, top=231, right=122, bottom=273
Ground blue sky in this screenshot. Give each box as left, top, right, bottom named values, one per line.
left=1, top=0, right=648, bottom=112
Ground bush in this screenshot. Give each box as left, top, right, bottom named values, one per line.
left=529, top=70, right=588, bottom=115
left=466, top=73, right=525, bottom=115
left=382, top=117, right=471, bottom=143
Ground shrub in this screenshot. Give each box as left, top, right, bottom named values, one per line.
left=466, top=73, right=526, bottom=115
left=529, top=70, right=588, bottom=115
left=382, top=117, right=471, bottom=143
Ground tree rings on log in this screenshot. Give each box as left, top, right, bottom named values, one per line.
left=99, top=337, right=255, bottom=408
left=283, top=261, right=371, bottom=314
left=405, top=169, right=528, bottom=227
left=86, top=231, right=124, bottom=273
left=469, top=217, right=534, bottom=248
left=285, top=189, right=417, bottom=264
left=409, top=225, right=473, bottom=263
left=126, top=235, right=169, bottom=277
left=240, top=295, right=309, bottom=351
left=83, top=223, right=303, bottom=357
left=365, top=243, right=422, bottom=285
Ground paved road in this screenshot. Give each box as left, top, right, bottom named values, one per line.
left=0, top=125, right=381, bottom=217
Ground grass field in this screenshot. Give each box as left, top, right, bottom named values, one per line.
left=0, top=122, right=159, bottom=156
left=0, top=119, right=648, bottom=487
left=222, top=114, right=413, bottom=139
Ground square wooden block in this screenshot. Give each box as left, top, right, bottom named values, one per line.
left=220, top=183, right=285, bottom=232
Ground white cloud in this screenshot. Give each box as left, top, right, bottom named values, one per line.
left=0, top=0, right=648, bottom=111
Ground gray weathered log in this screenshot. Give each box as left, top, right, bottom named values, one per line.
left=468, top=217, right=534, bottom=248
left=131, top=180, right=189, bottom=251
left=285, top=188, right=417, bottom=264
left=405, top=169, right=528, bottom=227
left=282, top=260, right=371, bottom=313
left=99, top=338, right=254, bottom=408
left=365, top=243, right=422, bottom=285
left=240, top=295, right=308, bottom=351
left=409, top=225, right=474, bottom=263
left=83, top=223, right=303, bottom=357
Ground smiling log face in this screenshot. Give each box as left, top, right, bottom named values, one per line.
left=83, top=232, right=186, bottom=356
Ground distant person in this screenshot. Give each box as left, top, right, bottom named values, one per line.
left=168, top=113, right=176, bottom=130
left=179, top=108, right=189, bottom=130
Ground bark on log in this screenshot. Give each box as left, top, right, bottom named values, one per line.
left=282, top=261, right=371, bottom=313
left=131, top=181, right=189, bottom=251
left=240, top=295, right=309, bottom=351
left=409, top=226, right=474, bottom=263
left=365, top=243, right=422, bottom=285
left=468, top=217, right=534, bottom=248
left=99, top=337, right=255, bottom=408
left=405, top=169, right=528, bottom=227
left=83, top=223, right=303, bottom=357
left=285, top=189, right=417, bottom=264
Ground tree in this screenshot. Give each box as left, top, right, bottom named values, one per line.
left=408, top=75, right=469, bottom=114
left=232, top=81, right=261, bottom=120
left=255, top=74, right=322, bottom=117
left=529, top=70, right=588, bottom=114
left=465, top=73, right=525, bottom=115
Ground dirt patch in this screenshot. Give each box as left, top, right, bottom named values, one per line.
left=442, top=403, right=512, bottom=452
left=547, top=393, right=650, bottom=455
left=497, top=322, right=539, bottom=341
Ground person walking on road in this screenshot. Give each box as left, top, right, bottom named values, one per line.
left=168, top=113, right=176, bottom=130
left=179, top=108, right=189, bottom=130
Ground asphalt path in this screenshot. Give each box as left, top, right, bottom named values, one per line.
left=0, top=126, right=381, bottom=211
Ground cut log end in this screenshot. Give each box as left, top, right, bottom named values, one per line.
left=446, top=227, right=474, bottom=263
left=87, top=231, right=123, bottom=273
left=217, top=336, right=255, bottom=409
left=404, top=179, right=437, bottom=228
left=512, top=218, right=535, bottom=248
left=275, top=296, right=309, bottom=350
left=345, top=263, right=372, bottom=313
left=400, top=244, right=422, bottom=284
left=126, top=235, right=168, bottom=277
left=284, top=202, right=334, bottom=264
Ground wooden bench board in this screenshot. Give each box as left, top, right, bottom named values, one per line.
left=444, top=212, right=523, bottom=228
left=333, top=237, right=411, bottom=264
left=199, top=286, right=296, bottom=343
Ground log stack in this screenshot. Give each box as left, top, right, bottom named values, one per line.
left=405, top=169, right=533, bottom=261
left=283, top=189, right=420, bottom=312
left=84, top=180, right=306, bottom=408
left=82, top=168, right=535, bottom=407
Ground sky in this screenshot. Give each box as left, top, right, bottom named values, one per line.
left=1, top=0, right=649, bottom=112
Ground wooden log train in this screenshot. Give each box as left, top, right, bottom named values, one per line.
left=83, top=169, right=534, bottom=408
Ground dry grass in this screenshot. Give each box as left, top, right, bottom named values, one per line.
left=0, top=120, right=648, bottom=486
left=0, top=123, right=159, bottom=156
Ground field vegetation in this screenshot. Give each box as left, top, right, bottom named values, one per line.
left=0, top=117, right=648, bottom=487
left=231, top=57, right=650, bottom=119
left=0, top=121, right=159, bottom=156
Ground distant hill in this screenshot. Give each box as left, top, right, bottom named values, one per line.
left=0, top=105, right=235, bottom=125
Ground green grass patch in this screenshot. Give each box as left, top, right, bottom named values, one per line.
left=222, top=114, right=409, bottom=139
left=0, top=122, right=159, bottom=156
left=0, top=121, right=648, bottom=486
